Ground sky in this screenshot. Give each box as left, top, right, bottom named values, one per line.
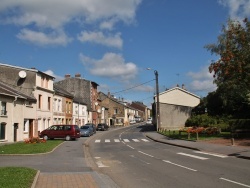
left=1, top=0, right=250, bottom=107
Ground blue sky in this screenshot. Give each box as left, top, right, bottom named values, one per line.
left=1, top=0, right=250, bottom=107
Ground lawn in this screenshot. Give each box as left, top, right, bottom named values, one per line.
left=0, top=167, right=37, bottom=188
left=0, top=140, right=64, bottom=187
left=0, top=140, right=64, bottom=154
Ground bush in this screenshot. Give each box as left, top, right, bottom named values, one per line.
left=24, top=137, right=46, bottom=144
left=229, top=119, right=250, bottom=131
left=185, top=114, right=230, bottom=131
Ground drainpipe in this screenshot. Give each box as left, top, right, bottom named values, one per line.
left=12, top=96, right=18, bottom=141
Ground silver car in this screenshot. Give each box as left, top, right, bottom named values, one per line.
left=80, top=125, right=94, bottom=137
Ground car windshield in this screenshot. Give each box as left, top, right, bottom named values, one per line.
left=80, top=126, right=89, bottom=129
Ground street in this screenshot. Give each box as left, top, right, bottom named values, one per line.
left=87, top=124, right=250, bottom=188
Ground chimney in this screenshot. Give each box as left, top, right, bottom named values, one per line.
left=182, top=84, right=186, bottom=90
left=75, top=73, right=81, bottom=78
left=65, top=74, right=71, bottom=78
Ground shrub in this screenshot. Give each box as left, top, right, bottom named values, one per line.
left=24, top=137, right=46, bottom=144
left=229, top=119, right=250, bottom=131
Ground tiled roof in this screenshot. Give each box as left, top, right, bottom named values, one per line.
left=0, top=81, right=36, bottom=101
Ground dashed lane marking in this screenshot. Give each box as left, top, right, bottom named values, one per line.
left=177, top=152, right=209, bottom=160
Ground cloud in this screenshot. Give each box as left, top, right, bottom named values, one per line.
left=77, top=31, right=123, bottom=49
left=0, top=0, right=141, bottom=46
left=79, top=52, right=138, bottom=81
left=16, top=29, right=72, bottom=46
left=187, top=65, right=217, bottom=93
left=44, top=70, right=64, bottom=81
left=219, top=0, right=250, bottom=19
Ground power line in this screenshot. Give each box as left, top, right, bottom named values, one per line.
left=111, top=79, right=155, bottom=95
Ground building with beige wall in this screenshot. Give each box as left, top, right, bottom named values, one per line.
left=154, top=86, right=200, bottom=130
left=0, top=81, right=36, bottom=142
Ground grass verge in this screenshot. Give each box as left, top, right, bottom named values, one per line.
left=159, top=130, right=231, bottom=141
left=0, top=167, right=37, bottom=188
left=0, top=140, right=64, bottom=154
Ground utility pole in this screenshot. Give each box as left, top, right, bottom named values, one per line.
left=154, top=70, right=160, bottom=131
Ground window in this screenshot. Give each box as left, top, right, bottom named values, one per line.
left=0, top=123, right=6, bottom=140
left=48, top=97, right=51, bottom=110
left=114, top=108, right=118, bottom=114
left=23, top=120, right=28, bottom=132
left=38, top=95, right=42, bottom=109
left=45, top=78, right=48, bottom=88
left=41, top=76, right=44, bottom=87
left=53, top=99, right=57, bottom=111
left=1, top=101, right=7, bottom=115
left=69, top=102, right=71, bottom=113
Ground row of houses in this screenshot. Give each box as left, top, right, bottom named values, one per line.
left=0, top=63, right=150, bottom=143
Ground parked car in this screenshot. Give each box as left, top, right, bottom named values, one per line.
left=84, top=123, right=96, bottom=134
left=130, top=120, right=136, bottom=124
left=80, top=125, right=94, bottom=137
left=97, top=123, right=109, bottom=131
left=39, top=125, right=80, bottom=141
left=146, top=119, right=152, bottom=124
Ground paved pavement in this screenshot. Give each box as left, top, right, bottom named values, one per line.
left=0, top=128, right=250, bottom=188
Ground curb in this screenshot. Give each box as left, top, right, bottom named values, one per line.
left=145, top=134, right=200, bottom=151
left=31, top=170, right=40, bottom=188
left=145, top=133, right=250, bottom=160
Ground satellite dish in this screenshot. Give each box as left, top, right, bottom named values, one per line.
left=19, top=71, right=27, bottom=78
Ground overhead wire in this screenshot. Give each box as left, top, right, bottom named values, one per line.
left=111, top=79, right=155, bottom=95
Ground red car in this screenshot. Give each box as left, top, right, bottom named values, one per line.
left=39, top=125, right=80, bottom=141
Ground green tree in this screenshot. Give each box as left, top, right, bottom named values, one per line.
left=205, top=18, right=250, bottom=117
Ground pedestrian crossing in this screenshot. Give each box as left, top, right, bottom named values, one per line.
left=94, top=138, right=150, bottom=143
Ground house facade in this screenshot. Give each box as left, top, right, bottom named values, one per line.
left=53, top=85, right=75, bottom=125
left=72, top=99, right=88, bottom=126
left=0, top=63, right=55, bottom=141
left=154, top=86, right=200, bottom=130
left=0, top=81, right=36, bottom=142
left=54, top=74, right=99, bottom=125
left=98, top=92, right=126, bottom=126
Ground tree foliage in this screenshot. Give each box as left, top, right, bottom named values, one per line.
left=205, top=18, right=250, bottom=118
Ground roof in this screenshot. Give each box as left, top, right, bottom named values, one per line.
left=54, top=85, right=74, bottom=99
left=0, top=80, right=36, bottom=101
left=0, top=62, right=55, bottom=79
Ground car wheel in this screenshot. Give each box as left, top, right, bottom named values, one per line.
left=43, top=135, right=49, bottom=140
left=65, top=135, right=71, bottom=141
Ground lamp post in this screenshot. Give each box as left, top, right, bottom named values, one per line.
left=147, top=68, right=161, bottom=131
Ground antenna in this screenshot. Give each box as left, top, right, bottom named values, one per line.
left=18, top=71, right=27, bottom=78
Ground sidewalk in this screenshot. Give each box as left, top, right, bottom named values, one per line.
left=145, top=131, right=250, bottom=159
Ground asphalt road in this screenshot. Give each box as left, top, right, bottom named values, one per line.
left=88, top=124, right=250, bottom=188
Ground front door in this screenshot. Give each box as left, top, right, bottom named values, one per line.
left=29, top=120, right=33, bottom=138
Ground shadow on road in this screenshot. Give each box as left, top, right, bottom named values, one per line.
left=137, top=124, right=156, bottom=132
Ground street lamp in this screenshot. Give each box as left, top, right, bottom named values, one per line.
left=147, top=68, right=161, bottom=131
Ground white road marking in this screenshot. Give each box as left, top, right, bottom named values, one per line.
left=114, top=139, right=120, bottom=142
left=94, top=157, right=101, bottom=159
left=220, top=178, right=250, bottom=187
left=105, top=139, right=110, bottom=142
left=177, top=152, right=209, bottom=160
left=132, top=139, right=140, bottom=142
left=96, top=161, right=109, bottom=168
left=138, top=151, right=154, bottom=158
left=130, top=155, right=150, bottom=164
left=127, top=145, right=135, bottom=149
left=123, top=139, right=130, bottom=142
left=194, top=151, right=228, bottom=158
left=95, top=140, right=100, bottom=143
left=163, top=160, right=197, bottom=172
left=141, top=139, right=149, bottom=142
